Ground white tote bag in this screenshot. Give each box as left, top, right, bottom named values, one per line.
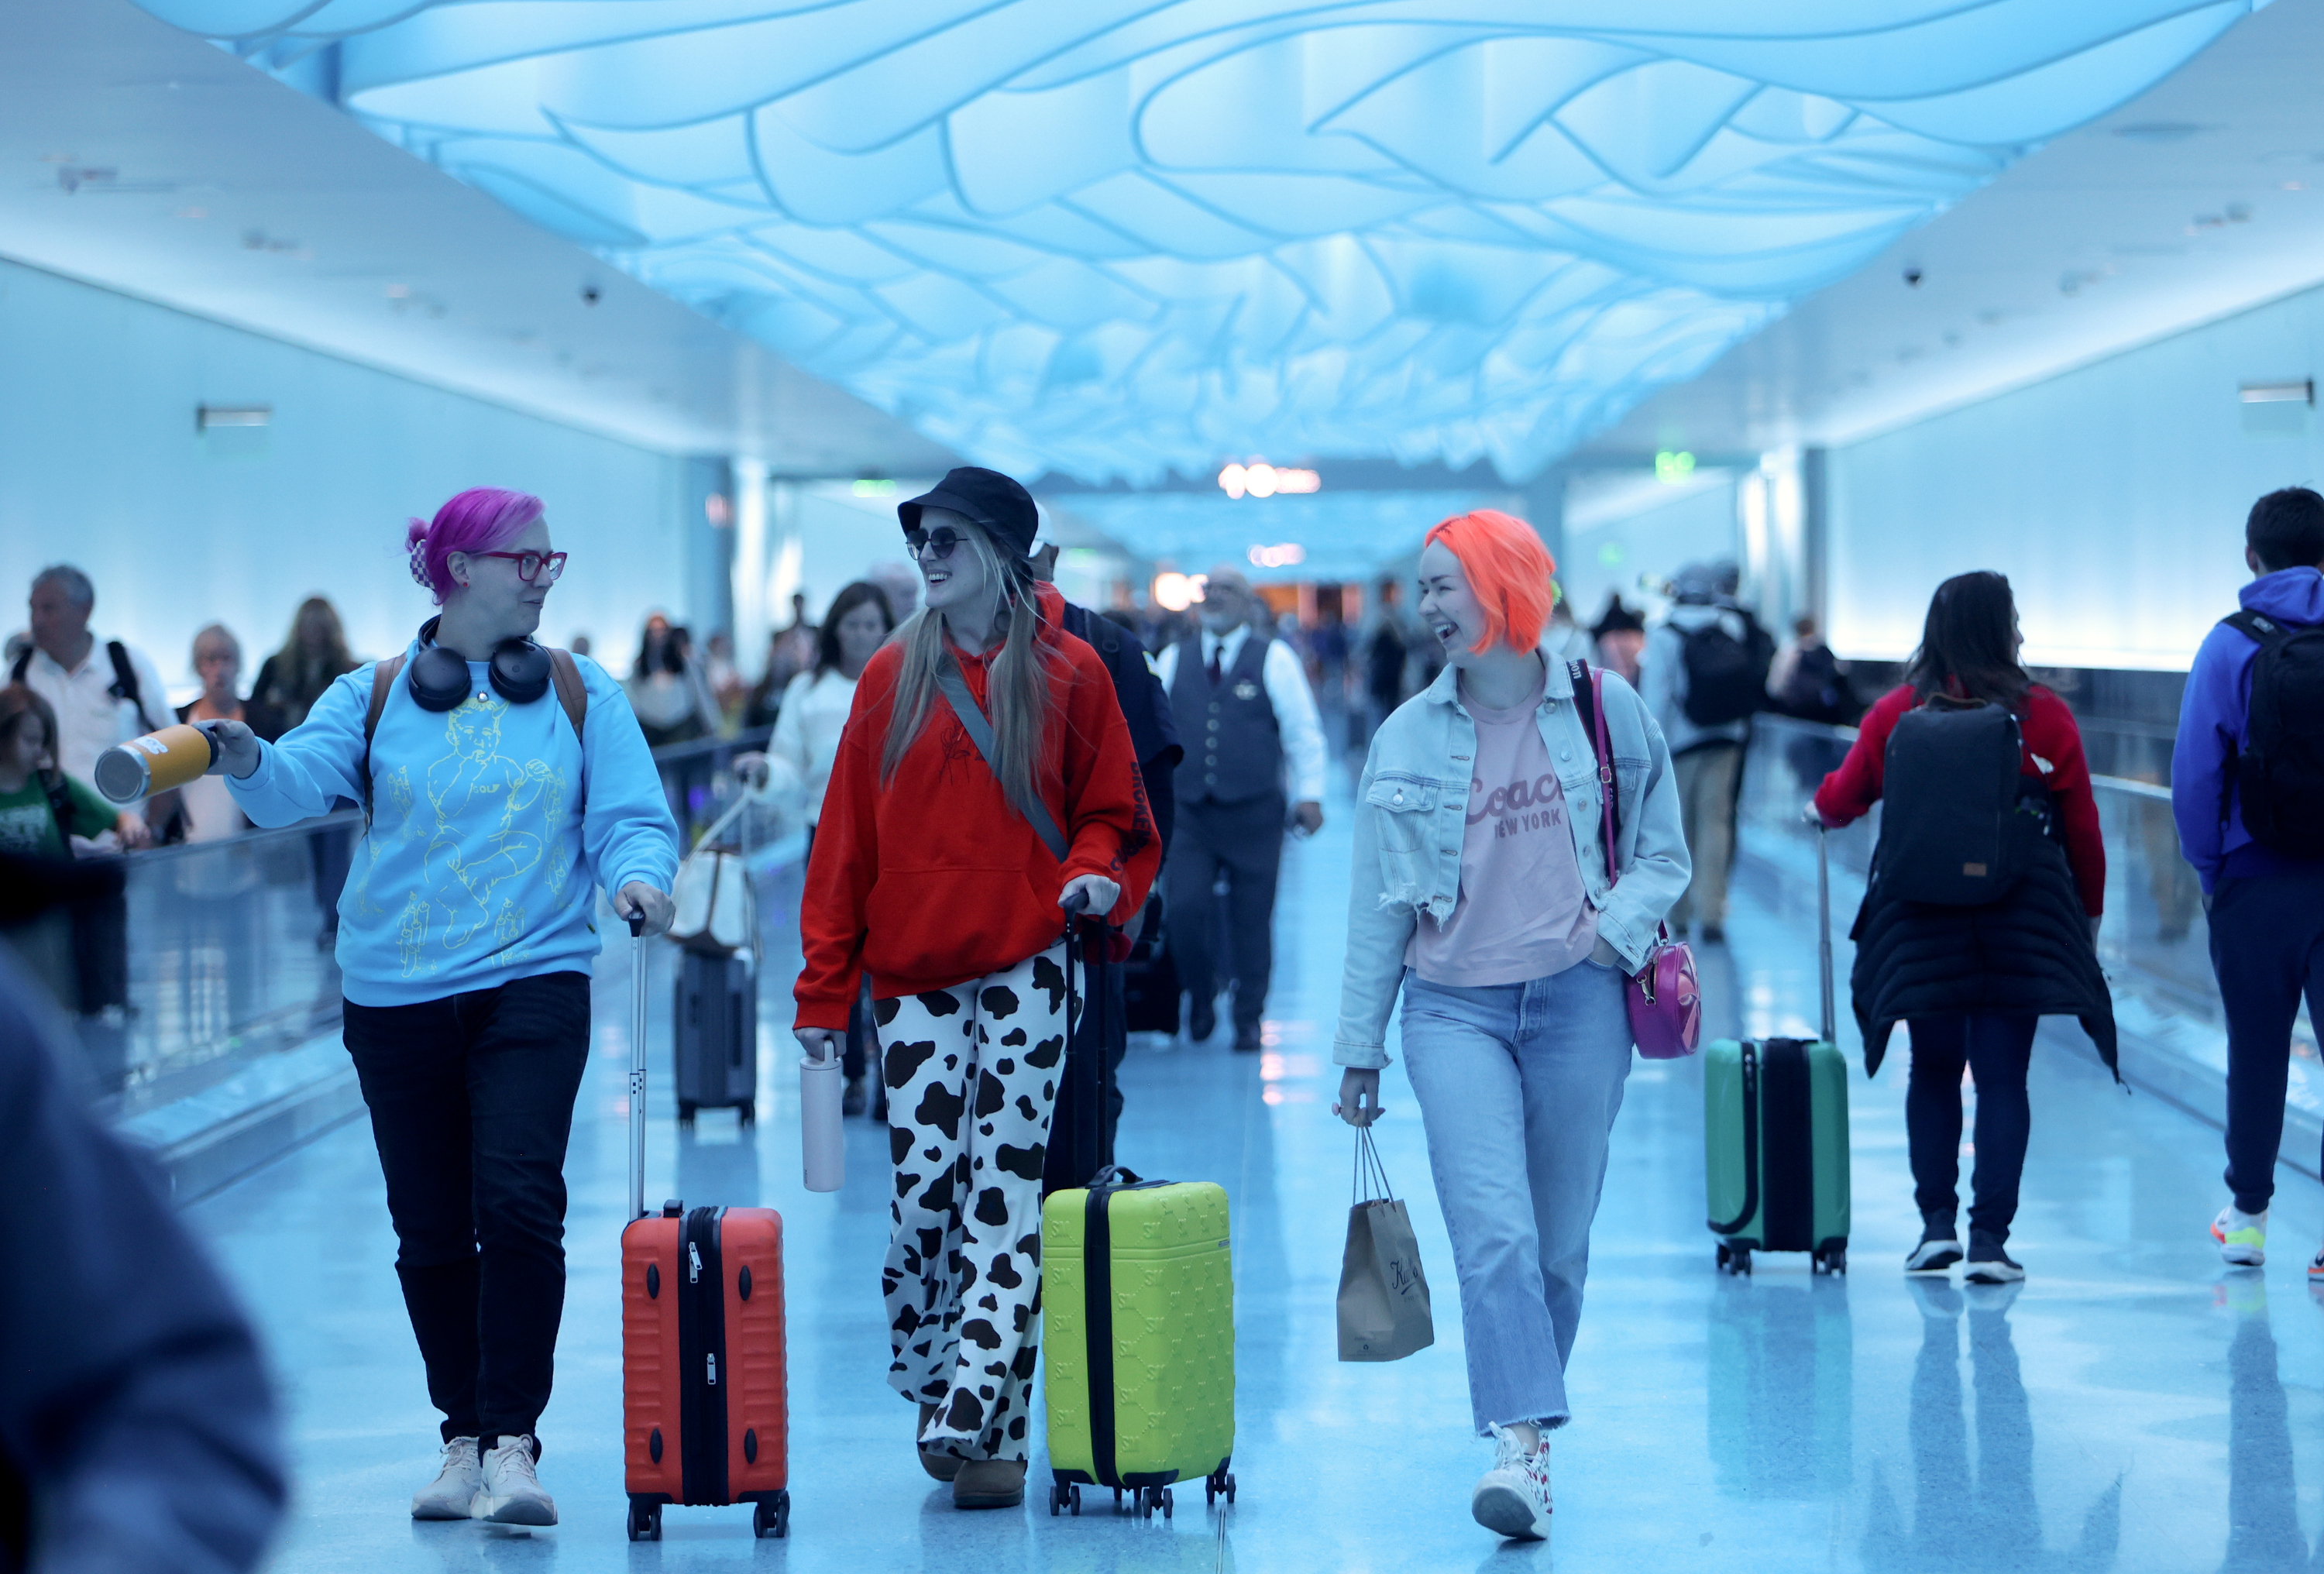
left=667, top=799, right=755, bottom=955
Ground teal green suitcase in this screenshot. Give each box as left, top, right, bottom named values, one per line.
left=1704, top=824, right=1851, bottom=1275
left=1041, top=1170, right=1236, bottom=1520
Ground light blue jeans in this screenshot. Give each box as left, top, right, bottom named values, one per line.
left=1399, top=961, right=1633, bottom=1435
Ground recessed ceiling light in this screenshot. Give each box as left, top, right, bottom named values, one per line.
left=2113, top=122, right=2206, bottom=143
left=174, top=206, right=207, bottom=219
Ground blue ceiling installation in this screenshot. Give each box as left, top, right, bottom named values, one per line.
left=146, top=2, right=2254, bottom=485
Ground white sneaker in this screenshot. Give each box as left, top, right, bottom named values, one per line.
left=473, top=1435, right=557, bottom=1526
left=411, top=1436, right=481, bottom=1521
left=1471, top=1424, right=1552, bottom=1541
left=2213, top=1205, right=2268, bottom=1268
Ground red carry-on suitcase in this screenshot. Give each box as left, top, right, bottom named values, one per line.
left=618, top=917, right=790, bottom=1541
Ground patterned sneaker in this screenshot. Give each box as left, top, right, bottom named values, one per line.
left=2308, top=1242, right=2324, bottom=1284
left=2213, top=1206, right=2267, bottom=1268
left=1471, top=1425, right=1552, bottom=1541
left=473, top=1435, right=556, bottom=1526
left=410, top=1436, right=480, bottom=1521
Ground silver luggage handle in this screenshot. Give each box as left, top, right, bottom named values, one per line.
left=628, top=914, right=648, bottom=1222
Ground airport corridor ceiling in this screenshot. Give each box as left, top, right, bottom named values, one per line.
left=146, top=1, right=2258, bottom=485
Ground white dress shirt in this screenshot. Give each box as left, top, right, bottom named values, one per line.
left=1153, top=625, right=1329, bottom=803
left=15, top=634, right=169, bottom=785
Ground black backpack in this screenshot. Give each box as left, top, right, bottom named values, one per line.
left=1875, top=697, right=2040, bottom=906
left=1679, top=609, right=1775, bottom=727
left=2224, top=610, right=2324, bottom=858
left=9, top=639, right=158, bottom=732
left=1779, top=644, right=1855, bottom=723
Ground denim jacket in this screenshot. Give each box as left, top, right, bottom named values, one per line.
left=1332, top=657, right=1691, bottom=1068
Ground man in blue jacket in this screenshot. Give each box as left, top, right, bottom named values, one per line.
left=2172, top=486, right=2324, bottom=1273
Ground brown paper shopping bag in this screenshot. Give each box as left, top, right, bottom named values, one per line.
left=1336, top=1127, right=1435, bottom=1362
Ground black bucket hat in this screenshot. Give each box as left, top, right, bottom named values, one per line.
left=898, top=466, right=1039, bottom=559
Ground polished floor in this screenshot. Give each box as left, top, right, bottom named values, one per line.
left=189, top=781, right=2324, bottom=1572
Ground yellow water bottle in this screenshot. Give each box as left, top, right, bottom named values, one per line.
left=93, top=724, right=218, bottom=803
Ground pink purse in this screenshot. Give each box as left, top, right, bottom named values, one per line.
left=1569, top=662, right=1702, bottom=1059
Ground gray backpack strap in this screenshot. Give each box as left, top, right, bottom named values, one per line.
left=934, top=651, right=1068, bottom=862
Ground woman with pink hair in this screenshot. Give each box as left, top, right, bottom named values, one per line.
left=192, top=487, right=680, bottom=1528
left=1332, top=510, right=1688, bottom=1540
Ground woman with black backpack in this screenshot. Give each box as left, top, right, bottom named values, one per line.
left=1813, top=571, right=2113, bottom=1284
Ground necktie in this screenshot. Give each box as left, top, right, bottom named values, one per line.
left=1206, top=643, right=1223, bottom=689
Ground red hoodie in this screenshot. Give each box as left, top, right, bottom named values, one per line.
left=1814, top=683, right=2106, bottom=916
left=793, top=584, right=1160, bottom=1029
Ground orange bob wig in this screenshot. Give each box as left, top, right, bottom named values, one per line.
left=1423, top=509, right=1557, bottom=655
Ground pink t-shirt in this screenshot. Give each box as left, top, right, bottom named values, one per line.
left=1408, top=670, right=1599, bottom=988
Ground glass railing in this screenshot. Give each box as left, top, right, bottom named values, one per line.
left=1739, top=713, right=2317, bottom=1096
left=51, top=814, right=362, bottom=1119
left=22, top=723, right=800, bottom=1126
left=650, top=724, right=782, bottom=848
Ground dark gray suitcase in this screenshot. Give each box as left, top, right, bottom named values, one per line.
left=674, top=949, right=756, bottom=1124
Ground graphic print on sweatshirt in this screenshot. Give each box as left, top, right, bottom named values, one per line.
left=1408, top=695, right=1598, bottom=988
left=349, top=696, right=572, bottom=980
left=1472, top=765, right=1570, bottom=844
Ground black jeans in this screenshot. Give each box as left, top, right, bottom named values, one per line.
left=2210, top=864, right=2324, bottom=1212
left=1904, top=1013, right=2037, bottom=1242
left=1167, top=794, right=1285, bottom=1031
left=342, top=971, right=591, bottom=1446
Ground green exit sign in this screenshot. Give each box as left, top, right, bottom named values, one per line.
left=1653, top=450, right=1696, bottom=483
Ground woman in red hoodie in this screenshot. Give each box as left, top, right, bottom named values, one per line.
left=1813, top=571, right=2109, bottom=1287
left=794, top=467, right=1157, bottom=1511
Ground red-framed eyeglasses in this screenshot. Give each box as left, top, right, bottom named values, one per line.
left=472, top=551, right=569, bottom=584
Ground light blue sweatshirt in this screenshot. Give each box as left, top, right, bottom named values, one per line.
left=226, top=645, right=680, bottom=1007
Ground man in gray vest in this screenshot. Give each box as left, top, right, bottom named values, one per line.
left=1154, top=567, right=1327, bottom=1050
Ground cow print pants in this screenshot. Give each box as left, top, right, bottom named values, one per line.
left=875, top=940, right=1072, bottom=1462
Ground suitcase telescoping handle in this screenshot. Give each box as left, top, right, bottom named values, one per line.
left=1060, top=888, right=1109, bottom=1174
left=1812, top=815, right=1835, bottom=1046
left=628, top=913, right=648, bottom=1223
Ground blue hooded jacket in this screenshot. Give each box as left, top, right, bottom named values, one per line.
left=2171, top=566, right=2324, bottom=892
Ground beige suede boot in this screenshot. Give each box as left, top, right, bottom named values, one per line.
left=951, top=1458, right=1026, bottom=1509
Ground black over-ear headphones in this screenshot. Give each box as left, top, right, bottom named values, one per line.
left=407, top=617, right=553, bottom=712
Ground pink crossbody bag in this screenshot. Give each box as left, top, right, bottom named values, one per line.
left=1567, top=661, right=1702, bottom=1059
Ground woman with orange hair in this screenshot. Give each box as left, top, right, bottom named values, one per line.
left=1331, top=509, right=1688, bottom=1541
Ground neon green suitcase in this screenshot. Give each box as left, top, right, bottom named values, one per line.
left=1040, top=1172, right=1236, bottom=1519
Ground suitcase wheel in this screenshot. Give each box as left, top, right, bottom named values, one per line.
left=1205, top=1468, right=1236, bottom=1507
left=751, top=1491, right=789, bottom=1538
left=1133, top=1485, right=1172, bottom=1520
left=678, top=1100, right=698, bottom=1125
left=738, top=1103, right=756, bottom=1127
left=1813, top=1244, right=1848, bottom=1277
left=1716, top=1242, right=1753, bottom=1277
left=626, top=1500, right=662, bottom=1541
left=1049, top=1480, right=1081, bottom=1516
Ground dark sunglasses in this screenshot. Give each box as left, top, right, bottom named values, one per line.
left=905, top=528, right=963, bottom=562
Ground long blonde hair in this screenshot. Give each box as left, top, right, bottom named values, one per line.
left=878, top=519, right=1057, bottom=827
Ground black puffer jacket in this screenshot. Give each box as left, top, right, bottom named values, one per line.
left=1849, top=835, right=2116, bottom=1077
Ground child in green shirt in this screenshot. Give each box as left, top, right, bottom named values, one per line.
left=0, top=685, right=150, bottom=858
